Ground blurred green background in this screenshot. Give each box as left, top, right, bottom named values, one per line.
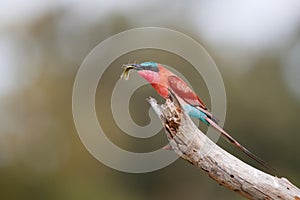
left=1, top=1, right=300, bottom=199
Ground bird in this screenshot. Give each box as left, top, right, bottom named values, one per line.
left=121, top=61, right=276, bottom=173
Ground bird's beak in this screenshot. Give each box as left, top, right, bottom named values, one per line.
left=123, top=63, right=142, bottom=70
left=120, top=63, right=141, bottom=80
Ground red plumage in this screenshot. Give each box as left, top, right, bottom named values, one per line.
left=138, top=64, right=207, bottom=109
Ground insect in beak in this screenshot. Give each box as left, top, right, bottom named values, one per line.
left=120, top=64, right=140, bottom=80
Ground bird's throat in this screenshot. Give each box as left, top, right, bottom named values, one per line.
left=138, top=70, right=159, bottom=83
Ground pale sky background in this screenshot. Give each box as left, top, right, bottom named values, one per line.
left=1, top=0, right=300, bottom=97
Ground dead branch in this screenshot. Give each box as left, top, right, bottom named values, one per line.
left=147, top=94, right=300, bottom=200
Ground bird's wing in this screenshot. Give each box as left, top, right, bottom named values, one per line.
left=168, top=75, right=221, bottom=124
left=168, top=75, right=207, bottom=110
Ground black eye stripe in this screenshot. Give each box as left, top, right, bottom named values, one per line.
left=142, top=65, right=159, bottom=72
left=144, top=66, right=151, bottom=70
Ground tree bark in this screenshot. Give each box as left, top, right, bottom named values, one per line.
left=147, top=94, right=300, bottom=200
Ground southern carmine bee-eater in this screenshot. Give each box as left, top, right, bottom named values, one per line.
left=121, top=61, right=276, bottom=173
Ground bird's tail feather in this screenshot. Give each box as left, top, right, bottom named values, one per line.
left=196, top=106, right=220, bottom=124
left=205, top=117, right=277, bottom=174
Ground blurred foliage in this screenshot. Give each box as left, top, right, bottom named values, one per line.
left=0, top=3, right=299, bottom=200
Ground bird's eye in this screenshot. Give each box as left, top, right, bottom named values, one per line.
left=146, top=66, right=151, bottom=70
left=141, top=65, right=158, bottom=72
left=141, top=65, right=150, bottom=70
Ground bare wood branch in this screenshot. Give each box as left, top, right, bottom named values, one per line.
left=147, top=96, right=300, bottom=200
